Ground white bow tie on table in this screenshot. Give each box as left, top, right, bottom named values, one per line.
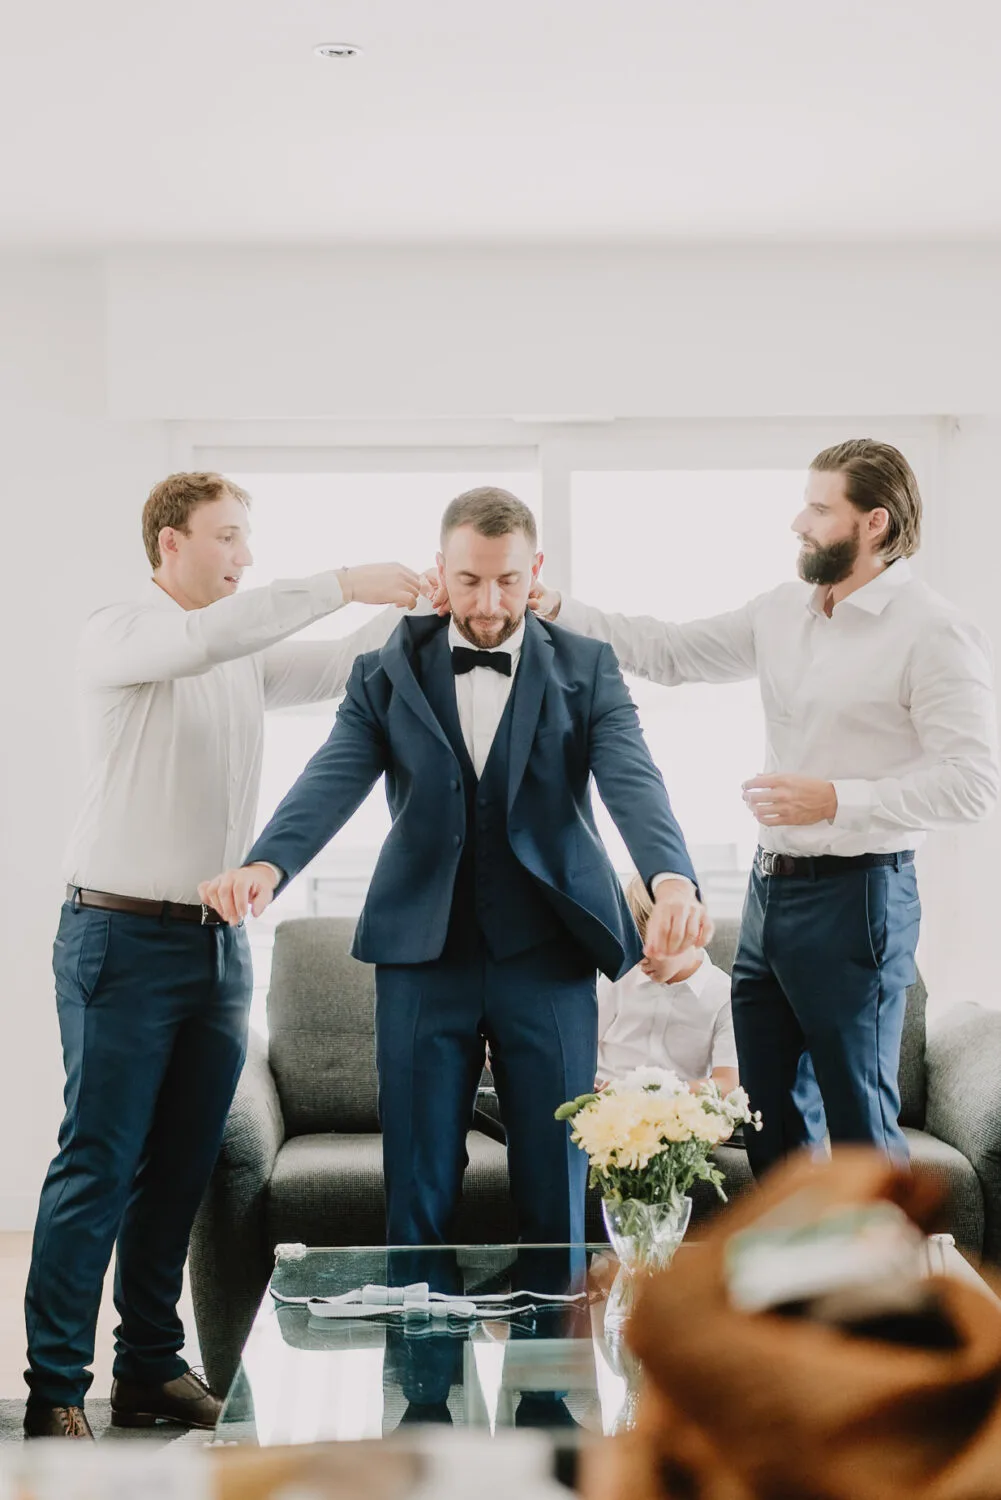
left=268, top=1279, right=589, bottom=1322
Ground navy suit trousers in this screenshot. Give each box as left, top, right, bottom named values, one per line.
left=732, top=860, right=920, bottom=1175
left=25, top=902, right=252, bottom=1408
left=375, top=934, right=598, bottom=1247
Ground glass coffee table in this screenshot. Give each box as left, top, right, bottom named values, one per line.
left=215, top=1243, right=651, bottom=1445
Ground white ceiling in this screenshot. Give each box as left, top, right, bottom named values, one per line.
left=2, top=0, right=1001, bottom=246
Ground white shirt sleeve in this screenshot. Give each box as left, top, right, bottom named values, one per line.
left=596, top=973, right=620, bottom=1045
left=262, top=604, right=414, bottom=710
left=832, top=617, right=1000, bottom=834
left=709, top=999, right=739, bottom=1073
left=80, top=574, right=348, bottom=688
left=556, top=596, right=758, bottom=686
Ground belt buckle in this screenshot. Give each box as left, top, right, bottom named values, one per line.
left=200, top=903, right=213, bottom=926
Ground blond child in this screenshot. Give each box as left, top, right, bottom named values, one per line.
left=597, top=875, right=738, bottom=1092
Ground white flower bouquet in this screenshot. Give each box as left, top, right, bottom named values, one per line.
left=556, top=1066, right=762, bottom=1216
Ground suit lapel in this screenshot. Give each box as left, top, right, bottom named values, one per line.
left=507, top=614, right=555, bottom=810
left=418, top=627, right=476, bottom=776
left=381, top=618, right=457, bottom=760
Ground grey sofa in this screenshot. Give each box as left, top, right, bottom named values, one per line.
left=190, top=914, right=1001, bottom=1394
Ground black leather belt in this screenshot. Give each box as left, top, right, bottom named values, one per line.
left=66, top=885, right=225, bottom=926
left=755, top=849, right=915, bottom=879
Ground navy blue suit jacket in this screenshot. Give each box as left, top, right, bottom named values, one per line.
left=246, top=612, right=697, bottom=979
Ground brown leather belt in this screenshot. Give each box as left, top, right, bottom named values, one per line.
left=65, top=885, right=225, bottom=926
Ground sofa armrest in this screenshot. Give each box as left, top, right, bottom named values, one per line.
left=190, top=1031, right=286, bottom=1394
left=217, top=1029, right=286, bottom=1176
left=925, top=1003, right=1001, bottom=1263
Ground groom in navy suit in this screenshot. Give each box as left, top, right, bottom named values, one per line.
left=200, top=488, right=710, bottom=1245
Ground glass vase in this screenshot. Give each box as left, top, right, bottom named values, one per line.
left=601, top=1195, right=692, bottom=1336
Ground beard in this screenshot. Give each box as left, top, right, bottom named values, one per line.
left=797, top=521, right=861, bottom=586
left=454, top=610, right=523, bottom=649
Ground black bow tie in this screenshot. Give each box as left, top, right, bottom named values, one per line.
left=451, top=646, right=512, bottom=677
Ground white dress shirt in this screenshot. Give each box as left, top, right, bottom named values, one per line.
left=596, top=951, right=737, bottom=1083
left=448, top=619, right=524, bottom=776
left=64, top=576, right=408, bottom=903
left=559, top=560, right=999, bottom=856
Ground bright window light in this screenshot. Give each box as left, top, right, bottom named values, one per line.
left=571, top=470, right=805, bottom=899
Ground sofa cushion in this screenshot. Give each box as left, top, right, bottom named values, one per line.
left=266, top=1130, right=517, bottom=1249
left=267, top=918, right=381, bottom=1135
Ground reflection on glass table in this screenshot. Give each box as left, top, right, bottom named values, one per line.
left=215, top=1243, right=668, bottom=1446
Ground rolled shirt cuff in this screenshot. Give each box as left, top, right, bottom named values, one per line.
left=651, top=872, right=696, bottom=895
left=830, top=778, right=874, bottom=832
left=308, top=570, right=346, bottom=614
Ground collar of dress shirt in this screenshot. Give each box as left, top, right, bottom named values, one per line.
left=447, top=617, right=526, bottom=665
left=639, top=948, right=711, bottom=997
left=807, top=557, right=913, bottom=619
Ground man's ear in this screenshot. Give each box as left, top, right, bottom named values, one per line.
left=435, top=550, right=445, bottom=579
left=159, top=526, right=180, bottom=559
left=532, top=550, right=544, bottom=580
left=867, top=508, right=890, bottom=546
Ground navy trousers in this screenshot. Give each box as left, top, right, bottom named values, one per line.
left=375, top=934, right=598, bottom=1247
left=731, top=859, right=921, bottom=1176
left=25, top=902, right=252, bottom=1408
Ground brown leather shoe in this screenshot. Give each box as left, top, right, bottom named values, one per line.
left=110, top=1368, right=222, bottom=1430
left=23, top=1404, right=94, bottom=1439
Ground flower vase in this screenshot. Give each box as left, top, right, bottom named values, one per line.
left=601, top=1195, right=692, bottom=1335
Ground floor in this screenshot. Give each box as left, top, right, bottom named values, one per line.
left=0, top=1232, right=198, bottom=1403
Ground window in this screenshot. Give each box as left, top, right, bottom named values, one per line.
left=571, top=470, right=804, bottom=911
left=232, top=468, right=539, bottom=1031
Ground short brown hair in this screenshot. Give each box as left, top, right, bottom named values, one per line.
left=142, top=472, right=252, bottom=569
left=809, top=439, right=922, bottom=562
left=440, top=486, right=538, bottom=550
left=624, top=873, right=654, bottom=942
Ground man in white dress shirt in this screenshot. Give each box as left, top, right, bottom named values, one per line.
left=24, top=471, right=423, bottom=1440
left=530, top=440, right=999, bottom=1176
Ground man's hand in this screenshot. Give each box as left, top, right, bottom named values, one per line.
left=336, top=562, right=422, bottom=609
left=198, top=863, right=279, bottom=926
left=528, top=582, right=561, bottom=620
left=644, top=882, right=714, bottom=958
left=742, top=774, right=838, bottom=827
left=419, top=566, right=450, bottom=617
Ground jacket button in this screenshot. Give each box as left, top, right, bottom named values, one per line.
left=453, top=834, right=462, bottom=847
left=451, top=779, right=460, bottom=791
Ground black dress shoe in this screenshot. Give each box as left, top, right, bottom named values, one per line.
left=110, top=1369, right=222, bottom=1430
left=23, top=1404, right=94, bottom=1439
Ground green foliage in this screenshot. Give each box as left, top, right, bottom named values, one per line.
left=590, top=1136, right=727, bottom=1208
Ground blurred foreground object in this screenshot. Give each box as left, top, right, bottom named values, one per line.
left=582, top=1149, right=1001, bottom=1500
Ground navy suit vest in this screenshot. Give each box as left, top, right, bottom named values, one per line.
left=418, top=637, right=567, bottom=961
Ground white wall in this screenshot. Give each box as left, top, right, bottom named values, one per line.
left=1, top=245, right=1000, bottom=1226
left=0, top=259, right=167, bottom=1226
left=107, top=246, right=1001, bottom=419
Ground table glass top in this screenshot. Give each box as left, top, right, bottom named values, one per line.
left=216, top=1242, right=661, bottom=1445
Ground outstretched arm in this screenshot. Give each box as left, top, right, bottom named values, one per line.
left=532, top=587, right=757, bottom=688
left=84, top=563, right=420, bottom=688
